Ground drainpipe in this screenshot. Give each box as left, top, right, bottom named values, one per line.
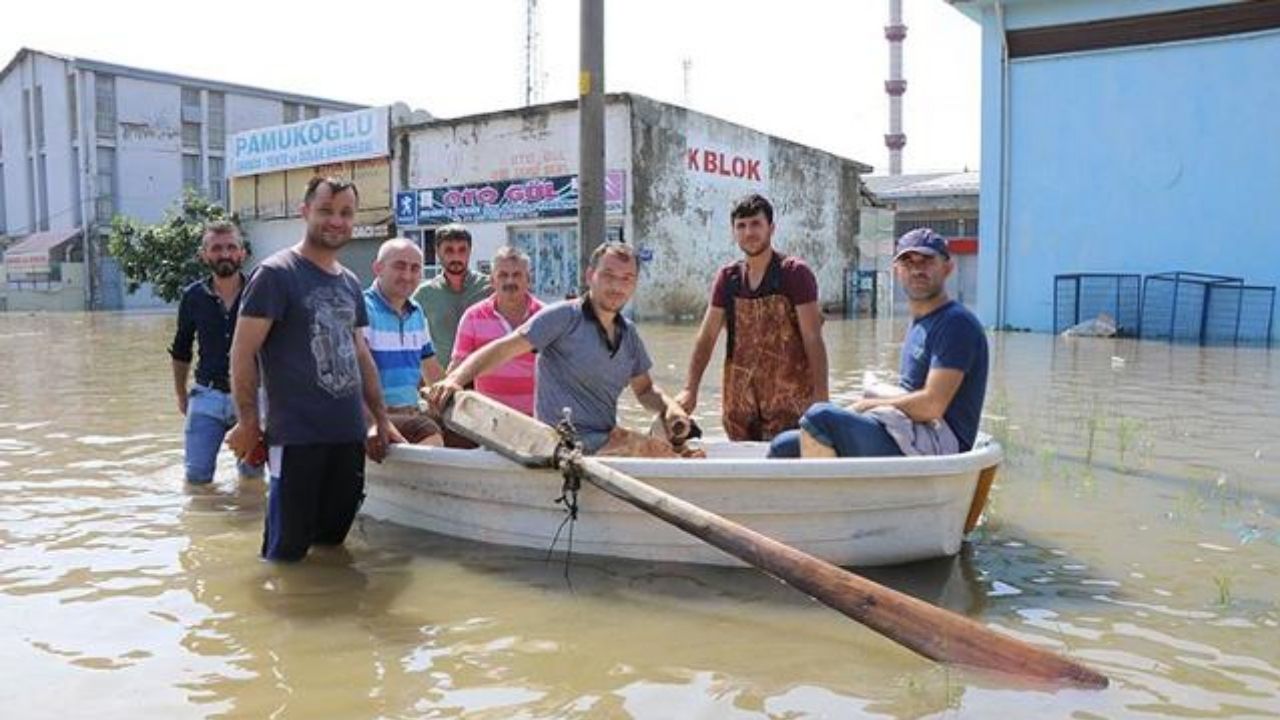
left=994, top=1, right=1011, bottom=328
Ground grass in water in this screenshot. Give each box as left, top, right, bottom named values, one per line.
left=1083, top=396, right=1104, bottom=466
left=1115, top=416, right=1145, bottom=470
left=1213, top=575, right=1233, bottom=606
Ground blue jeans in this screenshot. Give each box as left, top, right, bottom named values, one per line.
left=184, top=385, right=264, bottom=483
left=767, top=402, right=904, bottom=458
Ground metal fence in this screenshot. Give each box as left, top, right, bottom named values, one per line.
left=1053, top=274, right=1142, bottom=336
left=1139, top=272, right=1275, bottom=345
left=1203, top=284, right=1277, bottom=345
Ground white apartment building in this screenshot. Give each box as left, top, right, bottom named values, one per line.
left=0, top=48, right=364, bottom=310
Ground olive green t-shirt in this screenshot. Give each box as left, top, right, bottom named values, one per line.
left=412, top=270, right=492, bottom=366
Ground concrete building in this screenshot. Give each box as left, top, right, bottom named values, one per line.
left=865, top=171, right=980, bottom=309
left=395, top=93, right=872, bottom=320
left=0, top=48, right=362, bottom=311
left=950, top=1, right=1280, bottom=340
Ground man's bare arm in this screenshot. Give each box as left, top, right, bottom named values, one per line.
left=421, top=357, right=445, bottom=385
left=425, top=332, right=534, bottom=411
left=226, top=316, right=272, bottom=458
left=172, top=360, right=191, bottom=415
left=675, top=305, right=725, bottom=413
left=631, top=372, right=690, bottom=441
left=795, top=301, right=829, bottom=404
left=355, top=331, right=389, bottom=422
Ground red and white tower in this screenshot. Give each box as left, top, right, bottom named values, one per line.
left=884, top=0, right=907, bottom=175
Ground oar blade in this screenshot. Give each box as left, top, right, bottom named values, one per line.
left=439, top=391, right=559, bottom=468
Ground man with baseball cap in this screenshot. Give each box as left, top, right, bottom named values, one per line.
left=768, top=228, right=989, bottom=458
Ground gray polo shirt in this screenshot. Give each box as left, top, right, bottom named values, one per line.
left=518, top=295, right=652, bottom=452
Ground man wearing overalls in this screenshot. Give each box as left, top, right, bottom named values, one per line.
left=677, top=194, right=829, bottom=441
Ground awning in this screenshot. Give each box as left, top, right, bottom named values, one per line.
left=3, top=229, right=81, bottom=274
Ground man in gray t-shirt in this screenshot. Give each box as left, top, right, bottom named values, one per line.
left=427, top=242, right=694, bottom=456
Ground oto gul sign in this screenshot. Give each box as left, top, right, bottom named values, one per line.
left=408, top=170, right=625, bottom=225
left=229, top=106, right=389, bottom=177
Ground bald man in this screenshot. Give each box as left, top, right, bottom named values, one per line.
left=362, top=238, right=444, bottom=445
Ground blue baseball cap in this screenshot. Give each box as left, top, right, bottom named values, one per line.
left=893, top=228, right=950, bottom=261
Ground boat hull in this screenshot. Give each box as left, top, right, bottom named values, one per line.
left=362, top=439, right=1002, bottom=567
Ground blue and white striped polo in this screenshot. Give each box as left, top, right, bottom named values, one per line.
left=362, top=284, right=435, bottom=408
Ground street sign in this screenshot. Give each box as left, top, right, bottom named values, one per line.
left=395, top=191, right=418, bottom=226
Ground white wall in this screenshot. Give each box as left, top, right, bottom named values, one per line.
left=113, top=75, right=184, bottom=222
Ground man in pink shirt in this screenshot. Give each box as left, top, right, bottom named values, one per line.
left=450, top=246, right=544, bottom=415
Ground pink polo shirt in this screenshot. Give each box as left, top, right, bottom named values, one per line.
left=452, top=294, right=545, bottom=416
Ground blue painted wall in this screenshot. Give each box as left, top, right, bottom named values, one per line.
left=965, top=1, right=1280, bottom=339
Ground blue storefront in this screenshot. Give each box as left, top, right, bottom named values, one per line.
left=952, top=0, right=1280, bottom=341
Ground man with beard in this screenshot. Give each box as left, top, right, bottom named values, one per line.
left=227, top=177, right=400, bottom=561
left=169, top=220, right=264, bottom=484
left=413, top=223, right=492, bottom=367
left=426, top=242, right=696, bottom=458
left=450, top=245, right=544, bottom=416
left=363, top=238, right=444, bottom=445
left=676, top=193, right=828, bottom=441
left=768, top=228, right=989, bottom=459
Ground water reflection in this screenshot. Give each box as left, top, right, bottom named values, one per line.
left=1, top=312, right=1278, bottom=718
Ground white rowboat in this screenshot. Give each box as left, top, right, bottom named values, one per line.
left=362, top=437, right=1002, bottom=567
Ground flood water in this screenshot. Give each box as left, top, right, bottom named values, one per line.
left=1, top=312, right=1277, bottom=718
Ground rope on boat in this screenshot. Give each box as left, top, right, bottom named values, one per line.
left=547, top=407, right=585, bottom=581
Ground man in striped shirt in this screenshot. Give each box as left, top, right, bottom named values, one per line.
left=451, top=246, right=544, bottom=415
left=363, top=238, right=443, bottom=445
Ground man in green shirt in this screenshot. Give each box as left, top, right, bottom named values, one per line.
left=413, top=223, right=493, bottom=365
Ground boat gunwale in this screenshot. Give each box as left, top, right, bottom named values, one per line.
left=382, top=436, right=1003, bottom=480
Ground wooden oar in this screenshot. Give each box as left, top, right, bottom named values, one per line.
left=442, top=391, right=1109, bottom=689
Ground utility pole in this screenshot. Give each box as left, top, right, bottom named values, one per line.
left=578, top=0, right=605, bottom=290
left=523, top=0, right=542, bottom=106
left=682, top=57, right=692, bottom=106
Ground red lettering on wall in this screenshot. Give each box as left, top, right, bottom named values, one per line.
left=686, top=146, right=763, bottom=182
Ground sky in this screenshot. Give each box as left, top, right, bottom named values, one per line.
left=1, top=0, right=982, bottom=176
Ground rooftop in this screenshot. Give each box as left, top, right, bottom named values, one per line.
left=1, top=47, right=367, bottom=110
left=864, top=171, right=980, bottom=200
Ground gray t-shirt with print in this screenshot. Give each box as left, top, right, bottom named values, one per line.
left=240, top=248, right=369, bottom=445
left=518, top=297, right=652, bottom=452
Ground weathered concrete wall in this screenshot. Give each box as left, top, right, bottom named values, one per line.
left=628, top=95, right=864, bottom=319
left=113, top=76, right=184, bottom=223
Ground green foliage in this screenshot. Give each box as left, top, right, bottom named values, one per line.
left=106, top=190, right=243, bottom=303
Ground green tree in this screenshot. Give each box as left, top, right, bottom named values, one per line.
left=106, top=190, right=245, bottom=303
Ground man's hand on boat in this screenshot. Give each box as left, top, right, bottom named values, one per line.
left=423, top=377, right=465, bottom=415
left=365, top=417, right=403, bottom=463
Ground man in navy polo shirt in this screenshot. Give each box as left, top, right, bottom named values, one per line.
left=169, top=220, right=263, bottom=484
left=426, top=242, right=695, bottom=457
left=768, top=228, right=989, bottom=458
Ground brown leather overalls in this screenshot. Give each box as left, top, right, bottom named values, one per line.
left=721, top=254, right=813, bottom=441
